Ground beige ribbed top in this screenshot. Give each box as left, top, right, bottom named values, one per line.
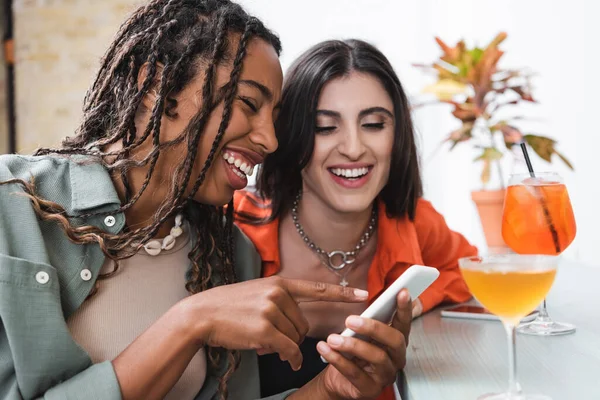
left=67, top=229, right=206, bottom=400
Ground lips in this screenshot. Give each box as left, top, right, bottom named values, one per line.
left=329, top=166, right=370, bottom=179
left=227, top=147, right=264, bottom=166
left=327, top=164, right=374, bottom=189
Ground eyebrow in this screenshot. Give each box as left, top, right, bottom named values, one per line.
left=316, top=107, right=394, bottom=119
left=316, top=109, right=341, bottom=118
left=239, top=79, right=273, bottom=102
left=358, top=107, right=394, bottom=119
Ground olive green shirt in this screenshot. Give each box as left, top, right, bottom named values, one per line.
left=0, top=154, right=294, bottom=400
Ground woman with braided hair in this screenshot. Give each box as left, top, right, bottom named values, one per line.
left=0, top=1, right=410, bottom=399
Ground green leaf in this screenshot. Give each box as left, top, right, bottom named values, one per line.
left=524, top=134, right=555, bottom=163
left=474, top=147, right=503, bottom=162
left=524, top=134, right=574, bottom=169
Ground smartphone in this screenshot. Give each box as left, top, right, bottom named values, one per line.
left=321, top=264, right=440, bottom=363
left=441, top=305, right=538, bottom=322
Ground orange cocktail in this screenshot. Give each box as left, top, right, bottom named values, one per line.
left=502, top=172, right=576, bottom=337
left=502, top=178, right=576, bottom=255
left=459, top=255, right=559, bottom=400
left=460, top=268, right=556, bottom=324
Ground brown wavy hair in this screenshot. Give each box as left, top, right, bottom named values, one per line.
left=255, top=39, right=422, bottom=223
left=1, top=0, right=281, bottom=397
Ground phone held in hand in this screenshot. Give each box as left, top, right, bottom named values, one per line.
left=441, top=305, right=539, bottom=322
left=321, top=265, right=440, bottom=363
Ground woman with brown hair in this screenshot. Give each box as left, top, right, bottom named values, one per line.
left=236, top=39, right=477, bottom=399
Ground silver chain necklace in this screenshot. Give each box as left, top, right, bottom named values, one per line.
left=291, top=193, right=377, bottom=286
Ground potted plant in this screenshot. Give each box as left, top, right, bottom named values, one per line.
left=414, top=32, right=573, bottom=248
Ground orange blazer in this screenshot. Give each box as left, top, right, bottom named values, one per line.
left=234, top=191, right=477, bottom=399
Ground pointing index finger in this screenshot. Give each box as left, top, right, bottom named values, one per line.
left=284, top=279, right=369, bottom=303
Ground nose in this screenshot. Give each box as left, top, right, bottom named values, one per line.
left=250, top=119, right=279, bottom=154
left=338, top=125, right=366, bottom=161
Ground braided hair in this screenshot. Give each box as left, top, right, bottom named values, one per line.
left=4, top=0, right=281, bottom=397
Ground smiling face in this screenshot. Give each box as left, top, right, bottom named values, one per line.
left=186, top=38, right=283, bottom=205
left=301, top=71, right=395, bottom=214
left=150, top=36, right=283, bottom=206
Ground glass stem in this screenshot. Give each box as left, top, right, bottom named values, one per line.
left=503, top=322, right=521, bottom=395
left=537, top=298, right=551, bottom=322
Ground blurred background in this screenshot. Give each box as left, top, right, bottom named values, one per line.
left=0, top=0, right=597, bottom=264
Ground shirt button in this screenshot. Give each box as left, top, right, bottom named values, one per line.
left=104, top=216, right=116, bottom=227
left=35, top=271, right=50, bottom=284
left=80, top=269, right=92, bottom=281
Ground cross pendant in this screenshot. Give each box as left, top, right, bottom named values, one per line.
left=340, top=278, right=349, bottom=287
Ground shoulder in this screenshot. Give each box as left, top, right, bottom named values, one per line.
left=412, top=198, right=478, bottom=256
left=0, top=154, right=71, bottom=182
left=413, top=198, right=449, bottom=240
left=380, top=198, right=445, bottom=244
left=414, top=198, right=441, bottom=219
left=0, top=155, right=73, bottom=231
left=0, top=154, right=101, bottom=205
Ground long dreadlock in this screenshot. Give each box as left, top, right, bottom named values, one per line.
left=4, top=0, right=281, bottom=397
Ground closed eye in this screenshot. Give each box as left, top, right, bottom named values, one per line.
left=363, top=122, right=385, bottom=130
left=315, top=126, right=336, bottom=134
left=239, top=96, right=258, bottom=113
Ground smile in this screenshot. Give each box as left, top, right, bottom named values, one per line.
left=222, top=151, right=255, bottom=178
left=329, top=167, right=370, bottom=179
left=327, top=164, right=374, bottom=189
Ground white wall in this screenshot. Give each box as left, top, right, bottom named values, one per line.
left=239, top=0, right=599, bottom=265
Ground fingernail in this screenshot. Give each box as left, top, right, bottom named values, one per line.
left=399, top=289, right=410, bottom=302
left=327, top=335, right=344, bottom=346
left=317, top=341, right=331, bottom=355
left=354, top=289, right=369, bottom=299
left=347, top=315, right=363, bottom=329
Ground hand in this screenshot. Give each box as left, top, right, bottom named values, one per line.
left=185, top=276, right=368, bottom=371
left=315, top=289, right=411, bottom=399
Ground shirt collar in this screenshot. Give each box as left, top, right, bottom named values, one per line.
left=69, top=156, right=122, bottom=212
left=253, top=200, right=423, bottom=268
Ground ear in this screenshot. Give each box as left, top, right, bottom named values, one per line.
left=137, top=62, right=165, bottom=111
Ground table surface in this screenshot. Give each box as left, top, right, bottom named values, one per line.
left=401, top=261, right=600, bottom=400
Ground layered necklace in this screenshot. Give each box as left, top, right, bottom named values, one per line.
left=291, top=193, right=377, bottom=286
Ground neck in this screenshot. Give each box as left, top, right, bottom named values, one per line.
left=105, top=142, right=177, bottom=239
left=295, top=190, right=375, bottom=253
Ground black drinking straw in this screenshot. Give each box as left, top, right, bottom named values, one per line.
left=519, top=142, right=561, bottom=253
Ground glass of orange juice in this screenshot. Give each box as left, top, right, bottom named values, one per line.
left=460, top=255, right=559, bottom=400
left=502, top=172, right=576, bottom=336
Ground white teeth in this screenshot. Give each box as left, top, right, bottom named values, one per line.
left=222, top=151, right=256, bottom=178
left=232, top=167, right=245, bottom=179
left=331, top=167, right=370, bottom=179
